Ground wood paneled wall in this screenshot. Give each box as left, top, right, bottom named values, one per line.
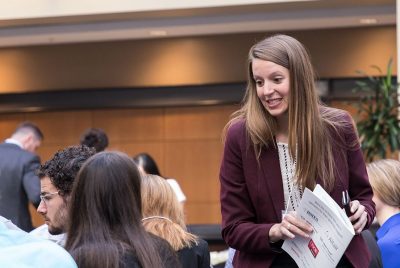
left=0, top=105, right=237, bottom=227
left=0, top=101, right=366, bottom=227
left=0, top=25, right=396, bottom=228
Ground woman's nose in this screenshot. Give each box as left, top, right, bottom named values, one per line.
left=262, top=81, right=274, bottom=95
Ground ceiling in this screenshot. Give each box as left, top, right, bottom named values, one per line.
left=0, top=0, right=395, bottom=47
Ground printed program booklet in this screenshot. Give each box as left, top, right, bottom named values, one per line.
left=282, top=184, right=354, bottom=268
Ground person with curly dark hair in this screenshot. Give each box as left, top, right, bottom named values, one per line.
left=80, top=128, right=109, bottom=152
left=65, top=151, right=180, bottom=268
left=30, top=145, right=96, bottom=246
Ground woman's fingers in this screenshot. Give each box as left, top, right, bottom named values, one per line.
left=282, top=214, right=313, bottom=239
left=349, top=200, right=367, bottom=234
left=350, top=200, right=360, bottom=214
left=280, top=222, right=295, bottom=239
left=352, top=211, right=367, bottom=234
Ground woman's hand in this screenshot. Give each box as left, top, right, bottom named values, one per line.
left=348, top=200, right=367, bottom=234
left=268, top=212, right=313, bottom=243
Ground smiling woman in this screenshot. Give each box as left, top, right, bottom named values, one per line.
left=252, top=59, right=290, bottom=121
left=219, top=34, right=375, bottom=268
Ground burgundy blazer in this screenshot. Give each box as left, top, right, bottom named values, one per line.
left=220, top=113, right=375, bottom=268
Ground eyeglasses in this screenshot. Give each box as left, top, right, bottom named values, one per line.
left=39, top=191, right=60, bottom=205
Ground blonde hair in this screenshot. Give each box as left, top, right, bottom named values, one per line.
left=367, top=159, right=400, bottom=208
left=224, top=34, right=357, bottom=191
left=141, top=174, right=197, bottom=250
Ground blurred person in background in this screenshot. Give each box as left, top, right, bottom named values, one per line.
left=141, top=174, right=210, bottom=268
left=367, top=159, right=400, bottom=268
left=80, top=128, right=109, bottom=152
left=133, top=152, right=186, bottom=204
left=0, top=122, right=43, bottom=231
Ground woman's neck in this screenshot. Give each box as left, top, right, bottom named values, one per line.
left=275, top=114, right=289, bottom=143
left=376, top=205, right=400, bottom=226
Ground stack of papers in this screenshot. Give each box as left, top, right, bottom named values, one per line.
left=282, top=184, right=354, bottom=268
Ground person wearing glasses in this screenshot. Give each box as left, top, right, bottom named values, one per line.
left=65, top=151, right=180, bottom=268
left=30, top=145, right=96, bottom=246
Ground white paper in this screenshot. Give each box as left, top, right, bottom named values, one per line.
left=282, top=185, right=354, bottom=268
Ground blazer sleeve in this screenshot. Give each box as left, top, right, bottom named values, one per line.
left=22, top=155, right=41, bottom=207
left=343, top=113, right=375, bottom=228
left=220, top=121, right=276, bottom=254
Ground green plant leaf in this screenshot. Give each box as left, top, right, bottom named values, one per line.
left=354, top=58, right=400, bottom=160
left=370, top=64, right=383, bottom=74
left=386, top=58, right=393, bottom=86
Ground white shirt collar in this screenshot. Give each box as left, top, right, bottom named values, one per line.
left=5, top=138, right=23, bottom=149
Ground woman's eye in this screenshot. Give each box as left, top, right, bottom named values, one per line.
left=255, top=80, right=264, bottom=87
left=273, top=77, right=283, bottom=83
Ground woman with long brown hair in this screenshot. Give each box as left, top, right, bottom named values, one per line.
left=65, top=151, right=180, bottom=268
left=220, top=34, right=375, bottom=267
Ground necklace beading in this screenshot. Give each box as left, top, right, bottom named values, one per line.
left=279, top=143, right=303, bottom=211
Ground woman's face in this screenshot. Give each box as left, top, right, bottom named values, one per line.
left=252, top=59, right=290, bottom=118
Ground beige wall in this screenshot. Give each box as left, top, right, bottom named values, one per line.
left=0, top=0, right=274, bottom=20
left=0, top=26, right=396, bottom=93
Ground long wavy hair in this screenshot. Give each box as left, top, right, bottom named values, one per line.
left=141, top=174, right=197, bottom=251
left=224, top=34, right=356, bottom=191
left=65, top=151, right=163, bottom=268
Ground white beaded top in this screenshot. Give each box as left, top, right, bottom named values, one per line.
left=277, top=142, right=303, bottom=213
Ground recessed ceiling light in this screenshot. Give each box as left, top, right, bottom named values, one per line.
left=149, top=30, right=167, bottom=36
left=359, top=18, right=378, bottom=24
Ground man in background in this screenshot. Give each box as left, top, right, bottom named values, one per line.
left=80, top=127, right=109, bottom=152
left=0, top=122, right=43, bottom=231
left=31, top=145, right=95, bottom=245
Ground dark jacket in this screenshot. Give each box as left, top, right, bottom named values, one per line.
left=177, top=239, right=210, bottom=268
left=0, top=142, right=41, bottom=231
left=362, top=229, right=383, bottom=268
left=220, top=111, right=375, bottom=268
left=121, top=234, right=181, bottom=268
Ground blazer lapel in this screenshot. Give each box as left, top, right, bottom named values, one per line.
left=259, top=143, right=284, bottom=221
